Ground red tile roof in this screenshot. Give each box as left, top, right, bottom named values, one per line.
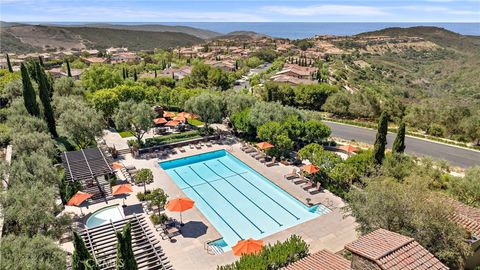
left=284, top=250, right=351, bottom=270
left=345, top=229, right=448, bottom=270
left=448, top=199, right=480, bottom=237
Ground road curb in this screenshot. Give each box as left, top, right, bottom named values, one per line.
left=324, top=120, right=480, bottom=153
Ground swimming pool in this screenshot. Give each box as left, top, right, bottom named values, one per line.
left=86, top=204, right=125, bottom=229
left=160, top=150, right=330, bottom=250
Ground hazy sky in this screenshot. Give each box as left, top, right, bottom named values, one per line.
left=1, top=0, right=479, bottom=22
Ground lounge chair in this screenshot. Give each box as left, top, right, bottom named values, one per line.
left=206, top=142, right=212, bottom=147
left=308, top=182, right=321, bottom=194
left=244, top=147, right=255, bottom=153
left=293, top=173, right=308, bottom=185
left=301, top=180, right=315, bottom=190
left=258, top=155, right=267, bottom=163
left=284, top=169, right=299, bottom=180
left=189, top=144, right=195, bottom=149
left=266, top=157, right=277, bottom=167
left=179, top=147, right=186, bottom=153
left=195, top=144, right=202, bottom=149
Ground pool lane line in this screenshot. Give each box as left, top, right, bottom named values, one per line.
left=187, top=166, right=265, bottom=234
left=203, top=163, right=283, bottom=227
left=217, top=159, right=300, bottom=221
left=172, top=169, right=244, bottom=240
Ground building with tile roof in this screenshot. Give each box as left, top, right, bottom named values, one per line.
left=284, top=249, right=351, bottom=270
left=345, top=228, right=448, bottom=270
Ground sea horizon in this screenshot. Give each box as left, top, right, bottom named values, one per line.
left=14, top=22, right=480, bottom=39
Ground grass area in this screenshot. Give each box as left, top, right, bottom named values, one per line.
left=118, top=130, right=135, bottom=138
left=187, top=118, right=204, bottom=126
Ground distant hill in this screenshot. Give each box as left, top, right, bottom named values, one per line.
left=0, top=23, right=204, bottom=53
left=358, top=26, right=480, bottom=54
left=214, top=31, right=270, bottom=40
left=71, top=23, right=221, bottom=39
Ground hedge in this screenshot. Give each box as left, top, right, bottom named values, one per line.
left=217, top=235, right=309, bottom=270
left=143, top=130, right=201, bottom=148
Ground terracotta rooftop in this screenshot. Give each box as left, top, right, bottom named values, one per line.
left=284, top=250, right=351, bottom=270
left=345, top=229, right=448, bottom=270
left=448, top=199, right=480, bottom=237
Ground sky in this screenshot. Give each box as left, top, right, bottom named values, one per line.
left=1, top=0, right=479, bottom=22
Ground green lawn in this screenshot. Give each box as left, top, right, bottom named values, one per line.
left=187, top=118, right=204, bottom=126
left=118, top=130, right=135, bottom=138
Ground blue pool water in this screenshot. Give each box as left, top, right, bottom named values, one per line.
left=86, top=204, right=125, bottom=229
left=160, top=150, right=330, bottom=250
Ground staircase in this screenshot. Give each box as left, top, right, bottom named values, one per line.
left=205, top=240, right=226, bottom=255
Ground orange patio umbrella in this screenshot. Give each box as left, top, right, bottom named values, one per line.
left=256, top=142, right=274, bottom=150
left=163, top=111, right=176, bottom=118
left=111, top=162, right=124, bottom=170
left=112, top=184, right=133, bottom=196
left=67, top=191, right=93, bottom=206
left=165, top=120, right=180, bottom=127
left=232, top=238, right=264, bottom=256
left=173, top=115, right=186, bottom=122
left=153, top=117, right=167, bottom=125
left=302, top=164, right=320, bottom=174
left=166, top=197, right=195, bottom=224
left=338, top=144, right=359, bottom=154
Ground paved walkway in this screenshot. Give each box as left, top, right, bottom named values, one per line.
left=61, top=139, right=358, bottom=270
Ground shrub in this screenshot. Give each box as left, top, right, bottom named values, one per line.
left=217, top=235, right=309, bottom=270
left=144, top=130, right=201, bottom=147
left=150, top=213, right=168, bottom=225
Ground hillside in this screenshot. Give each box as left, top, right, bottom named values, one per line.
left=75, top=23, right=221, bottom=39
left=0, top=24, right=204, bottom=53
left=214, top=31, right=270, bottom=40
left=358, top=26, right=480, bottom=54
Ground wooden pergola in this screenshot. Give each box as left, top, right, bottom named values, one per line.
left=61, top=147, right=114, bottom=198
left=78, top=214, right=172, bottom=270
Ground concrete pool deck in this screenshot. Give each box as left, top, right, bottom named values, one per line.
left=61, top=138, right=358, bottom=269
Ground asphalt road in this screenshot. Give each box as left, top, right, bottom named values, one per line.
left=325, top=121, right=480, bottom=168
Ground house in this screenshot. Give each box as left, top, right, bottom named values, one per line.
left=83, top=57, right=108, bottom=65
left=162, top=66, right=192, bottom=80
left=106, top=47, right=128, bottom=55
left=205, top=60, right=236, bottom=72
left=82, top=49, right=99, bottom=56
left=48, top=67, right=83, bottom=79
left=345, top=229, right=448, bottom=270
left=285, top=229, right=448, bottom=270
left=270, top=75, right=316, bottom=86
left=111, top=52, right=141, bottom=64
left=275, top=63, right=318, bottom=80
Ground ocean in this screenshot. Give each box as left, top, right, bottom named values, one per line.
left=31, top=22, right=480, bottom=39
left=159, top=22, right=480, bottom=39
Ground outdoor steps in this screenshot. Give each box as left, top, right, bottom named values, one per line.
left=208, top=245, right=225, bottom=255
left=116, top=148, right=131, bottom=155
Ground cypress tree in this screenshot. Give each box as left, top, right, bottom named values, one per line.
left=122, top=67, right=126, bottom=80
left=392, top=122, right=406, bottom=154
left=133, top=69, right=137, bottom=81
left=38, top=56, right=44, bottom=67
left=6, top=54, right=13, bottom=73
left=154, top=69, right=157, bottom=78
left=116, top=222, right=138, bottom=270
left=20, top=63, right=40, bottom=117
left=72, top=232, right=99, bottom=270
left=66, top=59, right=72, bottom=77
left=373, top=111, right=388, bottom=165
left=36, top=62, right=58, bottom=137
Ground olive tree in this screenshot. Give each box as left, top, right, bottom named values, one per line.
left=115, top=101, right=154, bottom=144
left=184, top=92, right=224, bottom=130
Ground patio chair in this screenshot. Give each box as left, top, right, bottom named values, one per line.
left=308, top=182, right=321, bottom=194
left=189, top=144, right=195, bottom=149
left=206, top=142, right=212, bottom=147
left=244, top=147, right=255, bottom=153
left=284, top=169, right=299, bottom=180
left=258, top=155, right=267, bottom=163
left=195, top=144, right=202, bottom=149
left=179, top=147, right=186, bottom=153
left=266, top=157, right=277, bottom=167
left=293, top=173, right=308, bottom=185
left=301, top=180, right=315, bottom=190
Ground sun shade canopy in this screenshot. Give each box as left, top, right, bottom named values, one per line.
left=61, top=147, right=113, bottom=182
left=67, top=191, right=93, bottom=206
left=256, top=142, right=274, bottom=149
left=232, top=238, right=264, bottom=256
left=166, top=197, right=195, bottom=212
left=112, top=184, right=133, bottom=196
left=302, top=164, right=320, bottom=174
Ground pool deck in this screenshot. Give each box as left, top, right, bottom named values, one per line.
left=61, top=138, right=358, bottom=270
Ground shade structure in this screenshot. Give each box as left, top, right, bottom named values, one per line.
left=232, top=238, right=264, bottom=256
left=302, top=164, right=320, bottom=174
left=165, top=120, right=180, bottom=127
left=112, top=184, right=133, bottom=196
left=163, top=111, right=176, bottom=118
left=153, top=117, right=167, bottom=125
left=67, top=191, right=93, bottom=206
left=166, top=197, right=195, bottom=224
left=256, top=142, right=274, bottom=150
left=338, top=144, right=359, bottom=154
left=176, top=112, right=190, bottom=118
left=111, top=162, right=124, bottom=170
left=173, top=115, right=186, bottom=122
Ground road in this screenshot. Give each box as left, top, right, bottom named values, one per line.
left=325, top=121, right=480, bottom=168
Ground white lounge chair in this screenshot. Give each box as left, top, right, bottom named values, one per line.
left=308, top=182, right=321, bottom=194
left=284, top=169, right=299, bottom=180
